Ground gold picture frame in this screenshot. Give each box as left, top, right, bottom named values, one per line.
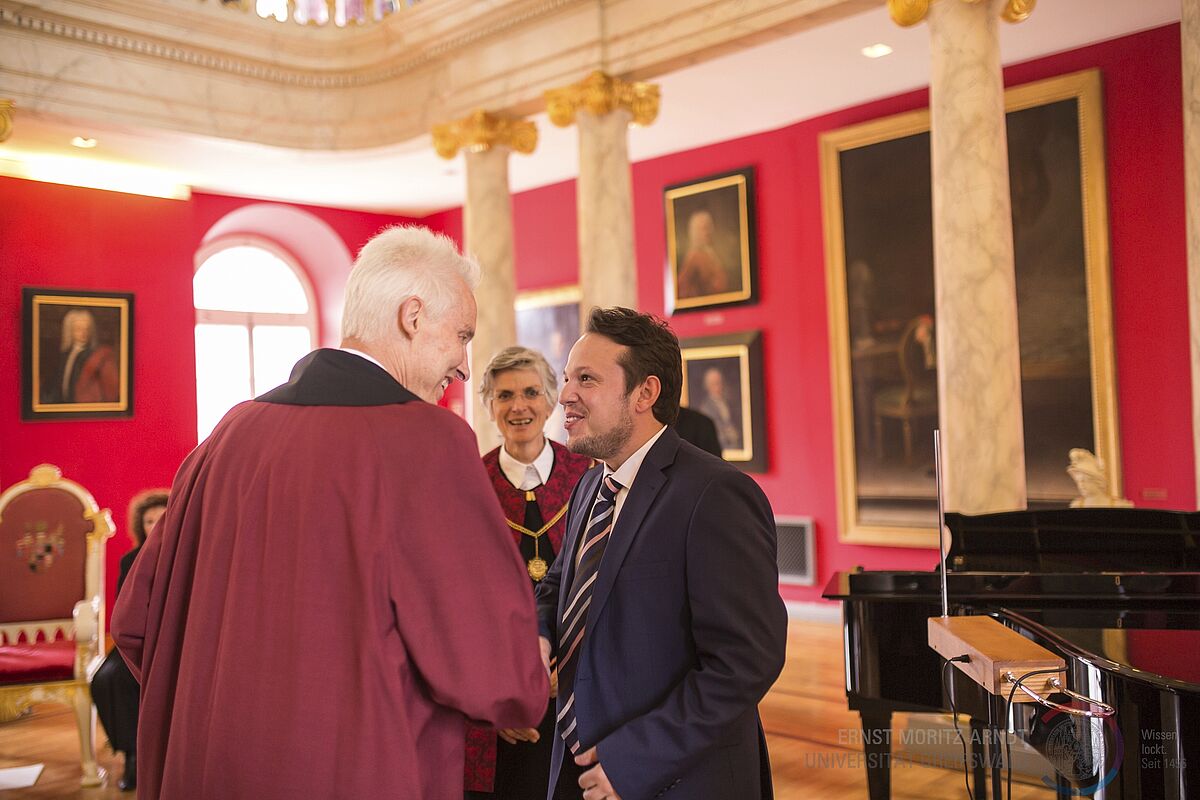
left=515, top=284, right=581, bottom=378
left=22, top=288, right=134, bottom=420
left=821, top=69, right=1119, bottom=547
left=515, top=285, right=582, bottom=443
left=665, top=167, right=758, bottom=312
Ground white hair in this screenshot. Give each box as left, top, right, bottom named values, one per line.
left=687, top=209, right=715, bottom=244
left=340, top=225, right=481, bottom=343
left=60, top=309, right=97, bottom=351
left=479, top=346, right=558, bottom=406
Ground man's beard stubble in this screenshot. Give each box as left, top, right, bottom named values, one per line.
left=566, top=404, right=634, bottom=463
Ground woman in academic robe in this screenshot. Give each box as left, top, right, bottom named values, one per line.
left=464, top=347, right=591, bottom=800
left=92, top=488, right=169, bottom=791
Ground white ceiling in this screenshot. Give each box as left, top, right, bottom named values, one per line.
left=3, top=0, right=1182, bottom=215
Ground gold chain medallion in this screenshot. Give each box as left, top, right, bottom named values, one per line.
left=527, top=557, right=549, bottom=581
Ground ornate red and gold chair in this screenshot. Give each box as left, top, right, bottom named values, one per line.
left=0, top=464, right=114, bottom=786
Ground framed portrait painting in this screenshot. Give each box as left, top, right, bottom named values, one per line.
left=820, top=69, right=1119, bottom=547
left=665, top=167, right=758, bottom=312
left=515, top=285, right=581, bottom=443
left=22, top=288, right=134, bottom=420
left=680, top=330, right=766, bottom=473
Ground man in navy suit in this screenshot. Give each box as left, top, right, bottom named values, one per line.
left=535, top=307, right=787, bottom=800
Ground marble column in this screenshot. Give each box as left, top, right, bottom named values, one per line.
left=1184, top=1, right=1200, bottom=507
left=891, top=0, right=1033, bottom=514
left=432, top=111, right=536, bottom=451
left=546, top=71, right=659, bottom=314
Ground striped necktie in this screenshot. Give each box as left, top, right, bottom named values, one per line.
left=556, top=474, right=621, bottom=755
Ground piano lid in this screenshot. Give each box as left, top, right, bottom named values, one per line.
left=1000, top=608, right=1200, bottom=691
left=822, top=570, right=1200, bottom=603
left=944, top=507, right=1200, bottom=573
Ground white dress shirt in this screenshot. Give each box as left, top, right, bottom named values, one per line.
left=605, top=425, right=668, bottom=525
left=339, top=347, right=386, bottom=371
left=499, top=438, right=555, bottom=491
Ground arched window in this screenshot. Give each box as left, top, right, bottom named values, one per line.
left=194, top=238, right=318, bottom=441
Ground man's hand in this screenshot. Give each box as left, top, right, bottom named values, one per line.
left=575, top=747, right=622, bottom=800
left=539, top=636, right=558, bottom=698
left=497, top=727, right=540, bottom=745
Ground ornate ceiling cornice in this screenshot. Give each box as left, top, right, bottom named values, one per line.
left=0, top=0, right=870, bottom=151
left=0, top=1, right=581, bottom=89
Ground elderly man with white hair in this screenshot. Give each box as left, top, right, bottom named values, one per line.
left=113, top=225, right=548, bottom=800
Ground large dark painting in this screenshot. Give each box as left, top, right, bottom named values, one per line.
left=821, top=69, right=1119, bottom=546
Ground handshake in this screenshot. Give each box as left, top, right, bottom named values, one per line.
left=499, top=635, right=557, bottom=746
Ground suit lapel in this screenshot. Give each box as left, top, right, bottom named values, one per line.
left=557, top=467, right=603, bottom=621
left=586, top=429, right=679, bottom=630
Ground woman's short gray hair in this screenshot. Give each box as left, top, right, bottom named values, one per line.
left=340, top=225, right=481, bottom=343
left=479, top=346, right=558, bottom=407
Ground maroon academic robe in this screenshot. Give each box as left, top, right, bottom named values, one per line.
left=112, top=349, right=547, bottom=800
left=464, top=442, right=591, bottom=793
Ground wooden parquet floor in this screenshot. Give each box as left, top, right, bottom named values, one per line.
left=0, top=620, right=1055, bottom=798
left=761, top=619, right=1053, bottom=800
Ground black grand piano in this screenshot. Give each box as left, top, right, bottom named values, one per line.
left=823, top=507, right=1200, bottom=799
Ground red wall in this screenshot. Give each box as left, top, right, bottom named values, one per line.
left=0, top=179, right=412, bottom=620
left=494, top=24, right=1193, bottom=603
left=1, top=24, right=1190, bottom=617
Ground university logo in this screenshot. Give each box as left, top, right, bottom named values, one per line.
left=1035, top=705, right=1123, bottom=796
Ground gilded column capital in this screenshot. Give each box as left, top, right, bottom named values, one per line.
left=999, top=0, right=1035, bottom=23
left=888, top=0, right=931, bottom=27
left=0, top=100, right=13, bottom=143
left=544, top=70, right=660, bottom=129
left=431, top=110, right=538, bottom=160
left=888, top=0, right=1035, bottom=27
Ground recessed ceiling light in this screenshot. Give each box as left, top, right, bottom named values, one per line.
left=861, top=43, right=894, bottom=59
left=71, top=136, right=98, bottom=148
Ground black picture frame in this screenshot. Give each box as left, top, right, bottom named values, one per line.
left=665, top=167, right=758, bottom=312
left=22, top=288, right=134, bottom=421
left=680, top=330, right=766, bottom=472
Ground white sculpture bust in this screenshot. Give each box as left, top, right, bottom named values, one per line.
left=1067, top=448, right=1132, bottom=508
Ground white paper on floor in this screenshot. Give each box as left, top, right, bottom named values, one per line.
left=0, top=763, right=44, bottom=789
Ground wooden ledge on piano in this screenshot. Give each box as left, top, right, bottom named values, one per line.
left=928, top=614, right=1065, bottom=699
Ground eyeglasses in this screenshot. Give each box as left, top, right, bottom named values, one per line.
left=493, top=387, right=546, bottom=404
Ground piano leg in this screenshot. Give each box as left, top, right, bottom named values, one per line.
left=969, top=719, right=988, bottom=799
left=986, top=695, right=1007, bottom=800
left=988, top=721, right=1004, bottom=800
left=858, top=706, right=892, bottom=800
left=966, top=706, right=1007, bottom=800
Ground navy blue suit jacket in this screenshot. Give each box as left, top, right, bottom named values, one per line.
left=535, top=427, right=788, bottom=799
